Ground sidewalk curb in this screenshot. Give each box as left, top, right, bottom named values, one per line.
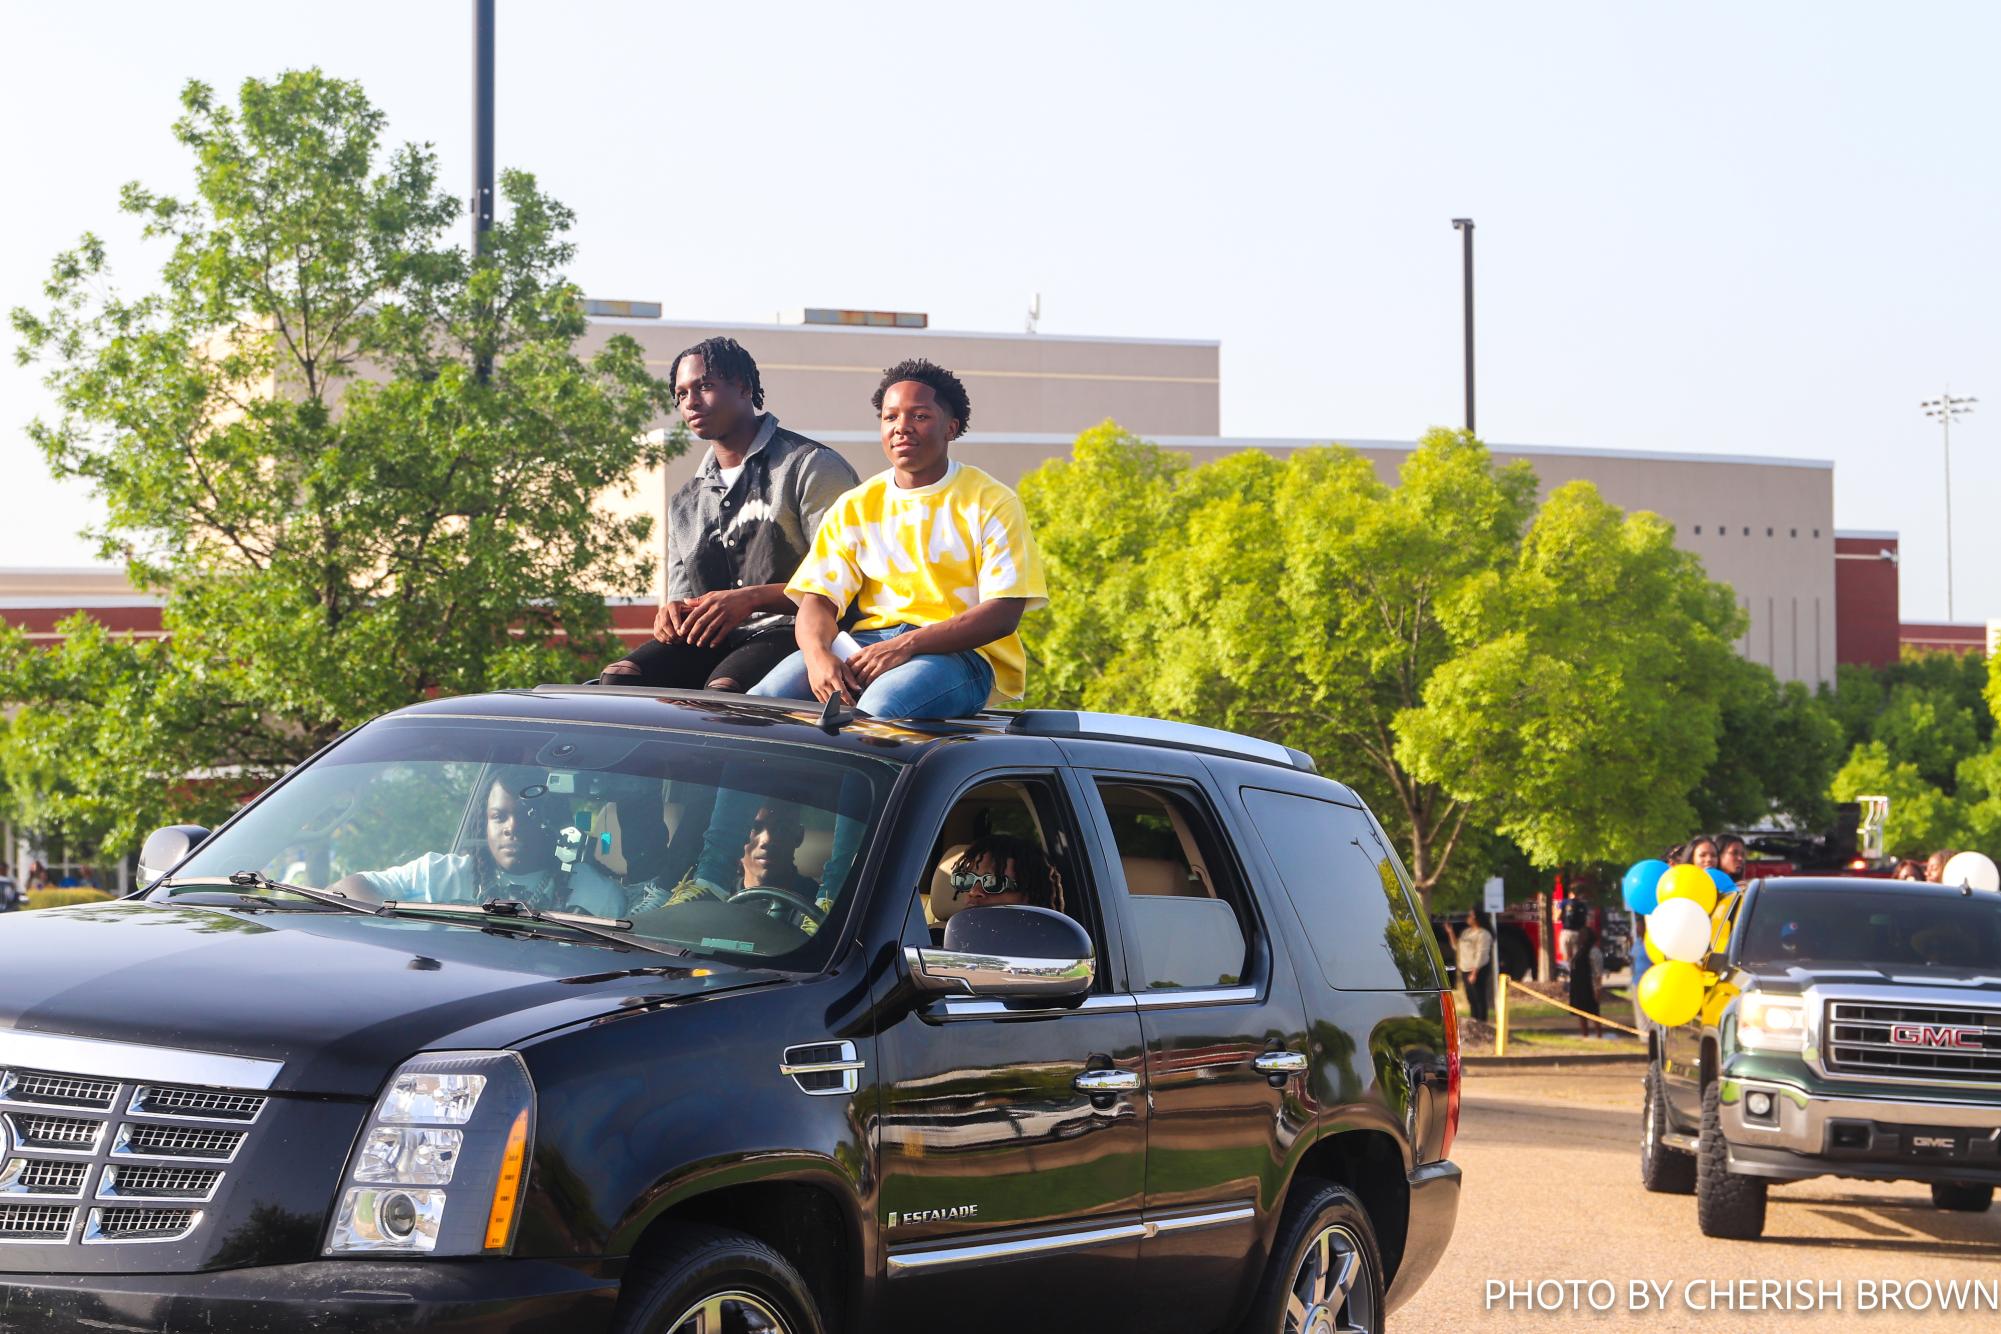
left=1464, top=1053, right=1646, bottom=1070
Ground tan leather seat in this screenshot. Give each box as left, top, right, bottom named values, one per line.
left=1122, top=855, right=1193, bottom=897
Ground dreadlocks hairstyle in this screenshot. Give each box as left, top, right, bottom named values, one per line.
left=872, top=358, right=971, bottom=437
left=949, top=834, right=1061, bottom=914
left=668, top=336, right=765, bottom=410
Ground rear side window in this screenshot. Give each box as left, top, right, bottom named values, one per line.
left=1095, top=783, right=1257, bottom=992
left=1241, top=788, right=1438, bottom=991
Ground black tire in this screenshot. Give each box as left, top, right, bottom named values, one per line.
left=1640, top=1065, right=1695, bottom=1195
left=1696, top=1080, right=1767, bottom=1239
left=1239, top=1178, right=1384, bottom=1334
left=1930, top=1181, right=1995, bottom=1213
left=614, top=1224, right=826, bottom=1334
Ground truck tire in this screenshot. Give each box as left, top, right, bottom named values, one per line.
left=1696, top=1080, right=1767, bottom=1239
left=1640, top=1065, right=1695, bottom=1195
left=615, top=1223, right=826, bottom=1334
left=1930, top=1182, right=1995, bottom=1213
left=1239, top=1178, right=1383, bottom=1334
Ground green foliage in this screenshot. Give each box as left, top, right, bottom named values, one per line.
left=1695, top=668, right=1843, bottom=832
left=26, top=888, right=116, bottom=911
left=1831, top=741, right=1964, bottom=857
left=1023, top=426, right=1784, bottom=905
left=4, top=71, right=676, bottom=857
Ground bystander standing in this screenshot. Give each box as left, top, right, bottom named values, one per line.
left=1456, top=910, right=1494, bottom=1024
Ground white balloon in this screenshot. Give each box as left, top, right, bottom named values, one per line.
left=1941, top=851, right=2001, bottom=893
left=1648, top=897, right=1714, bottom=964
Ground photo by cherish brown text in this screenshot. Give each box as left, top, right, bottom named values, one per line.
left=1484, top=1278, right=2001, bottom=1315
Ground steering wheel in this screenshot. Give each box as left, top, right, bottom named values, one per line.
left=726, top=887, right=827, bottom=928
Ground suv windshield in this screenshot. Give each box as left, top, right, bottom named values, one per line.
left=163, top=715, right=894, bottom=967
left=1738, top=886, right=2001, bottom=970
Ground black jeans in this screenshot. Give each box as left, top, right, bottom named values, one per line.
left=607, top=626, right=797, bottom=691
left=1464, top=964, right=1491, bottom=1024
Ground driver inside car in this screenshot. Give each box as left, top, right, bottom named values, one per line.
left=331, top=772, right=625, bottom=919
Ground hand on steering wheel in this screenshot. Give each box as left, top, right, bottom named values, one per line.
left=726, top=886, right=827, bottom=928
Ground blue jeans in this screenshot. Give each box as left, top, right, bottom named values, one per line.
left=749, top=625, right=995, bottom=719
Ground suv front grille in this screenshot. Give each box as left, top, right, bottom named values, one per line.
left=1825, top=1000, right=2001, bottom=1081
left=0, top=1203, right=74, bottom=1240
left=0, top=1059, right=271, bottom=1250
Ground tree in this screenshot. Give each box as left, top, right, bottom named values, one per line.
left=4, top=71, right=675, bottom=855
left=1692, top=664, right=1843, bottom=833
left=1022, top=427, right=1763, bottom=906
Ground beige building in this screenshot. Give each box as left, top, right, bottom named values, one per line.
left=592, top=312, right=1837, bottom=686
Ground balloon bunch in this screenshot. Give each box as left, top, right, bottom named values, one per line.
left=1620, top=860, right=1736, bottom=1026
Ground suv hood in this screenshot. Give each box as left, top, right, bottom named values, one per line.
left=1750, top=963, right=2001, bottom=994
left=0, top=901, right=774, bottom=1096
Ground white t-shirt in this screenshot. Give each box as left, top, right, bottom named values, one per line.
left=717, top=461, right=747, bottom=491
left=360, top=852, right=625, bottom=919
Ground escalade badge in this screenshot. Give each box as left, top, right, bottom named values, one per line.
left=888, top=1205, right=978, bottom=1226
left=1889, top=1024, right=1983, bottom=1049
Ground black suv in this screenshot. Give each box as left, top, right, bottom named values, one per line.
left=0, top=687, right=1460, bottom=1333
left=1642, top=876, right=2001, bottom=1238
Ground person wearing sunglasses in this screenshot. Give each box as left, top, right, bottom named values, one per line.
left=946, top=835, right=1063, bottom=915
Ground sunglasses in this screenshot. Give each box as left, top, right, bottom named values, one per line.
left=950, top=870, right=1022, bottom=899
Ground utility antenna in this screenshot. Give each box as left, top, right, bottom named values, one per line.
left=1921, top=390, right=1977, bottom=620
left=1025, top=292, right=1041, bottom=335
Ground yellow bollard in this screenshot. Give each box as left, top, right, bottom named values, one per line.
left=1495, top=974, right=1509, bottom=1056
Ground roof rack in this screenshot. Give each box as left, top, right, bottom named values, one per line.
left=1005, top=710, right=1317, bottom=774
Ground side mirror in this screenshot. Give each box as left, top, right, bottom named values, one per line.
left=139, top=825, right=212, bottom=885
left=904, top=905, right=1095, bottom=1000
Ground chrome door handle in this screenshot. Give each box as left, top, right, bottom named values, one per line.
left=1252, top=1051, right=1308, bottom=1076
left=1073, top=1068, right=1140, bottom=1094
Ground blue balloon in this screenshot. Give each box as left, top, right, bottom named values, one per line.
left=1707, top=867, right=1737, bottom=898
left=1622, top=859, right=1668, bottom=916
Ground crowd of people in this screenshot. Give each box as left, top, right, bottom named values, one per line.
left=599, top=340, right=1047, bottom=719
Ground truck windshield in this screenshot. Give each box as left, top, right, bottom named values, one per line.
left=163, top=715, right=895, bottom=967
left=1738, top=886, right=2001, bottom=971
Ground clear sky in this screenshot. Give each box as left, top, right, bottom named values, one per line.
left=3, top=1, right=1995, bottom=620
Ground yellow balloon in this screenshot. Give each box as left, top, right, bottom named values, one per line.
left=1638, top=960, right=1705, bottom=1026
left=1657, top=863, right=1718, bottom=914
left=1644, top=931, right=1665, bottom=965
left=1710, top=892, right=1737, bottom=955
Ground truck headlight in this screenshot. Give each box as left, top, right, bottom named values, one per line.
left=1737, top=995, right=1807, bottom=1052
left=326, top=1051, right=535, bottom=1256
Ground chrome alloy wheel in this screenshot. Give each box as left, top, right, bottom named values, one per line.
left=666, top=1290, right=791, bottom=1334
left=1286, top=1223, right=1375, bottom=1334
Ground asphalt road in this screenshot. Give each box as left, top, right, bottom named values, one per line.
left=1395, top=1062, right=2000, bottom=1332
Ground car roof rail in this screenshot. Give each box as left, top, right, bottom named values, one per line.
left=1004, top=710, right=1318, bottom=774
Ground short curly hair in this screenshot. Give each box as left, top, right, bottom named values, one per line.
left=668, top=336, right=764, bottom=410
left=872, top=358, right=970, bottom=437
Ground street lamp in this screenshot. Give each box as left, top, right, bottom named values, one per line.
left=1451, top=219, right=1475, bottom=435
left=1920, top=392, right=1976, bottom=620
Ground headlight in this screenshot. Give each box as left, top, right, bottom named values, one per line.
left=326, top=1051, right=534, bottom=1256
left=1737, top=995, right=1807, bottom=1052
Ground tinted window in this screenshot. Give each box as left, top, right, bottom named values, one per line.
left=1241, top=788, right=1437, bottom=991
left=1096, top=783, right=1256, bottom=991
left=1739, top=887, right=2001, bottom=970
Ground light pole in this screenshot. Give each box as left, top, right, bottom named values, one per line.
left=1451, top=219, right=1475, bottom=435
left=472, top=0, right=496, bottom=383
left=1921, top=391, right=1976, bottom=619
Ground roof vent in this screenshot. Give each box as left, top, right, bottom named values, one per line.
left=583, top=299, right=662, bottom=319
left=792, top=308, right=928, bottom=329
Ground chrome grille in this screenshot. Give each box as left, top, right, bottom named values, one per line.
left=12, top=1114, right=102, bottom=1151
left=0, top=1203, right=74, bottom=1239
left=1, top=1070, right=119, bottom=1108
left=0, top=1049, right=275, bottom=1250
left=130, top=1086, right=266, bottom=1122
left=116, top=1124, right=244, bottom=1160
left=84, top=1206, right=201, bottom=1243
left=1825, top=1000, right=2001, bottom=1082
left=98, top=1164, right=222, bottom=1200
left=1, top=1160, right=89, bottom=1195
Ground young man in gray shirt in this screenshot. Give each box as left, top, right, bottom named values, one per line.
left=601, top=337, right=858, bottom=690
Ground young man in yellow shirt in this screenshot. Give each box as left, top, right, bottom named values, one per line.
left=750, top=358, right=1047, bottom=718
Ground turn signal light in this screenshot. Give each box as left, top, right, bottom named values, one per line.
left=1441, top=992, right=1462, bottom=1160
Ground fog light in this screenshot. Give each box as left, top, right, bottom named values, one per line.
left=1746, top=1091, right=1774, bottom=1118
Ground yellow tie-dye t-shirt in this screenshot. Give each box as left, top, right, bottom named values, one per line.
left=787, top=462, right=1048, bottom=702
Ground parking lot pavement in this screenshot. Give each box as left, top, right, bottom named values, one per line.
left=1397, top=1062, right=2001, bottom=1332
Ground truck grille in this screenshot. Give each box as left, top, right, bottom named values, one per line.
left=0, top=1058, right=269, bottom=1248
left=1825, top=1000, right=2001, bottom=1081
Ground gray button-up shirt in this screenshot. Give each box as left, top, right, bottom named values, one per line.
left=665, top=415, right=860, bottom=637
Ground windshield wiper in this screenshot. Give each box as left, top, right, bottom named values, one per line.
left=380, top=897, right=687, bottom=958
left=156, top=871, right=383, bottom=917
